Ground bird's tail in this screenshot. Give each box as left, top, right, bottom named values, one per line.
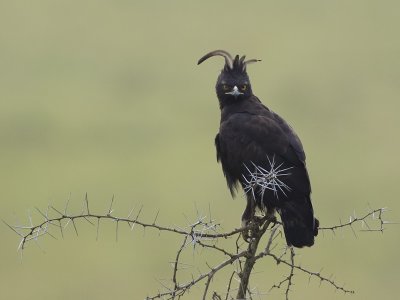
left=278, top=200, right=319, bottom=248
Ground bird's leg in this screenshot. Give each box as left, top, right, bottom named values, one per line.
left=253, top=208, right=277, bottom=229
left=241, top=197, right=256, bottom=242
left=265, top=207, right=277, bottom=224
left=250, top=207, right=277, bottom=230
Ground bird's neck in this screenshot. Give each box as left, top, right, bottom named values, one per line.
left=218, top=94, right=249, bottom=110
left=219, top=95, right=266, bottom=121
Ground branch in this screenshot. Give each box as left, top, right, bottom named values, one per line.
left=146, top=250, right=248, bottom=300
left=236, top=217, right=274, bottom=299
left=5, top=196, right=393, bottom=299
left=5, top=196, right=249, bottom=252
left=319, top=207, right=389, bottom=236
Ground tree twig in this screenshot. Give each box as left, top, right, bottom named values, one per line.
left=5, top=197, right=391, bottom=299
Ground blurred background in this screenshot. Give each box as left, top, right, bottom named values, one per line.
left=1, top=1, right=399, bottom=299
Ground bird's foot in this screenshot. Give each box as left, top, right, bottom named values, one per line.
left=264, top=214, right=277, bottom=224
left=241, top=215, right=278, bottom=242
left=253, top=214, right=277, bottom=227
left=241, top=219, right=259, bottom=243
left=241, top=219, right=253, bottom=242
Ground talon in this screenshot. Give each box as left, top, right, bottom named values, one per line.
left=242, top=232, right=252, bottom=243
left=268, top=215, right=277, bottom=223
left=241, top=219, right=253, bottom=242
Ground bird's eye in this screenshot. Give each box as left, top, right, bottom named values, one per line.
left=222, top=84, right=230, bottom=91
left=240, top=85, right=247, bottom=91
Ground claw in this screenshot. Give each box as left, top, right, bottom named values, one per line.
left=267, top=215, right=277, bottom=224
left=241, top=219, right=256, bottom=242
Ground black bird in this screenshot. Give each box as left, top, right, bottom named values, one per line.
left=198, top=50, right=319, bottom=248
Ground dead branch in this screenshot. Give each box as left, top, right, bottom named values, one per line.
left=4, top=196, right=392, bottom=299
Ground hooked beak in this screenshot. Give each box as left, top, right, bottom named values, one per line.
left=225, top=86, right=243, bottom=98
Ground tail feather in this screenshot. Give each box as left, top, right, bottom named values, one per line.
left=278, top=201, right=319, bottom=248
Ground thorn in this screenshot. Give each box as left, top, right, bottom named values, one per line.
left=71, top=218, right=79, bottom=236
left=130, top=205, right=143, bottom=231
left=82, top=216, right=94, bottom=226
left=108, top=194, right=115, bottom=216
left=135, top=205, right=143, bottom=221
left=383, top=221, right=399, bottom=224
left=46, top=230, right=58, bottom=240
left=59, top=220, right=64, bottom=239
left=349, top=224, right=357, bottom=238
left=153, top=210, right=160, bottom=225
left=2, top=219, right=24, bottom=237
left=17, top=238, right=25, bottom=251
left=35, top=207, right=48, bottom=220
left=64, top=193, right=71, bottom=215
left=208, top=203, right=212, bottom=223
left=64, top=218, right=71, bottom=229
left=96, top=218, right=100, bottom=241
left=85, top=193, right=90, bottom=214
left=116, top=220, right=119, bottom=242
left=27, top=209, right=33, bottom=228
left=127, top=205, right=136, bottom=219
left=50, top=206, right=64, bottom=217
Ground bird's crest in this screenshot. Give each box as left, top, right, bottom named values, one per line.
left=197, top=50, right=261, bottom=73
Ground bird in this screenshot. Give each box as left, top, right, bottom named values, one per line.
left=198, top=50, right=319, bottom=248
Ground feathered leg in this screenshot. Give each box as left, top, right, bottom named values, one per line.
left=241, top=195, right=256, bottom=242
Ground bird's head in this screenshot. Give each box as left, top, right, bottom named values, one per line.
left=197, top=50, right=260, bottom=107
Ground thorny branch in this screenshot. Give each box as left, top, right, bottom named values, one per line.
left=4, top=196, right=393, bottom=300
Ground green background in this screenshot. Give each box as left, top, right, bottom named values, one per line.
left=1, top=1, right=399, bottom=299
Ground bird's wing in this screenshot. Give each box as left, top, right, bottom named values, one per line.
left=218, top=111, right=310, bottom=195
left=218, top=105, right=317, bottom=247
left=220, top=112, right=295, bottom=163
left=269, top=110, right=306, bottom=164
left=215, top=132, right=238, bottom=195
left=215, top=134, right=221, bottom=162
left=252, top=96, right=306, bottom=164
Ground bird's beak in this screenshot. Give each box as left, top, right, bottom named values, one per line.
left=225, top=86, right=243, bottom=98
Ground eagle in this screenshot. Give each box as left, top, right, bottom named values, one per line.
left=198, top=50, right=319, bottom=247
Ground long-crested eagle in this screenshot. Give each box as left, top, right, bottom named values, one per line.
left=198, top=50, right=319, bottom=248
